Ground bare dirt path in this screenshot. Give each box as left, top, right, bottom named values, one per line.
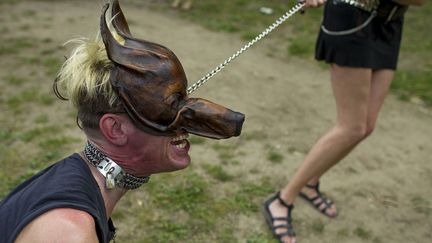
left=1, top=1, right=431, bottom=242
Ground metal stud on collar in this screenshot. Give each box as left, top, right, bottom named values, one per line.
left=187, top=2, right=305, bottom=94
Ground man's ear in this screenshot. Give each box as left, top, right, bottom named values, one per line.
left=99, top=114, right=128, bottom=146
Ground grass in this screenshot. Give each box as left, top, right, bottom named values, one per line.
left=123, top=172, right=276, bottom=241
left=266, top=149, right=284, bottom=163
left=411, top=195, right=431, bottom=216
left=391, top=70, right=432, bottom=105
left=354, top=227, right=372, bottom=240
left=212, top=143, right=237, bottom=162
left=310, top=220, right=325, bottom=234
left=6, top=89, right=40, bottom=111
left=188, top=135, right=206, bottom=145
left=38, top=136, right=80, bottom=150
left=0, top=37, right=36, bottom=55
left=5, top=89, right=56, bottom=113
left=203, top=164, right=234, bottom=182
left=19, top=126, right=63, bottom=142
left=3, top=75, right=27, bottom=85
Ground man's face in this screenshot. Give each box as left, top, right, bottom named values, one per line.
left=124, top=117, right=191, bottom=175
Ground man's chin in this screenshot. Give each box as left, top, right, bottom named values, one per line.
left=172, top=156, right=191, bottom=171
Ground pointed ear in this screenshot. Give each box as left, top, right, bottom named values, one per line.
left=100, top=1, right=172, bottom=73
left=99, top=114, right=128, bottom=146
left=111, top=0, right=132, bottom=36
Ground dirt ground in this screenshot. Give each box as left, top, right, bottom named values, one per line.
left=1, top=1, right=431, bottom=242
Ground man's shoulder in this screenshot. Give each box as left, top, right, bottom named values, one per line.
left=15, top=208, right=99, bottom=243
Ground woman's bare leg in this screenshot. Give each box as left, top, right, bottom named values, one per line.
left=267, top=64, right=373, bottom=243
left=305, top=69, right=394, bottom=199
left=366, top=69, right=394, bottom=134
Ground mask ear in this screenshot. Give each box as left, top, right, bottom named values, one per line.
left=100, top=2, right=170, bottom=74
left=110, top=0, right=132, bottom=36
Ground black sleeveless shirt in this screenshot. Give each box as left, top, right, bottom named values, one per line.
left=0, top=153, right=116, bottom=243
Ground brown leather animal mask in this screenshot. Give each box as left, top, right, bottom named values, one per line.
left=100, top=0, right=244, bottom=139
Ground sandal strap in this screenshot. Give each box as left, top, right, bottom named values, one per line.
left=300, top=182, right=337, bottom=217
left=310, top=193, right=333, bottom=207
left=276, top=230, right=296, bottom=238
left=272, top=216, right=291, bottom=221
left=263, top=191, right=297, bottom=240
left=305, top=181, right=320, bottom=191
left=276, top=191, right=294, bottom=210
left=273, top=224, right=292, bottom=230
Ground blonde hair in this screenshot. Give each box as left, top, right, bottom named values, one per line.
left=54, top=35, right=123, bottom=130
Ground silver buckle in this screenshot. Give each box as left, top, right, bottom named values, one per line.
left=96, top=157, right=124, bottom=189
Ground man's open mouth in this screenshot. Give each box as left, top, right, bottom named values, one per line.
left=171, top=134, right=189, bottom=149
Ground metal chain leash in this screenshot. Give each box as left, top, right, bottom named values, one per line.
left=187, top=2, right=306, bottom=94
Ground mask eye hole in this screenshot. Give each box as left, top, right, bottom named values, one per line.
left=167, top=92, right=182, bottom=110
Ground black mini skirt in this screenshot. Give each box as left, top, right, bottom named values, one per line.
left=315, top=0, right=404, bottom=70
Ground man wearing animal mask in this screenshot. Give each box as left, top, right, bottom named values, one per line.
left=0, top=1, right=244, bottom=242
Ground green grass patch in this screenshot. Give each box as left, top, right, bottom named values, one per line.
left=411, top=195, right=431, bottom=216
left=19, top=126, right=62, bottom=142
left=241, top=130, right=268, bottom=141
left=203, top=164, right=234, bottom=182
left=288, top=37, right=314, bottom=57
left=19, top=24, right=31, bottom=31
left=267, top=149, right=284, bottom=163
left=39, top=94, right=55, bottom=105
left=337, top=228, right=350, bottom=238
left=189, top=135, right=206, bottom=145
left=21, top=9, right=36, bottom=17
left=20, top=56, right=42, bottom=65
left=391, top=70, right=432, bottom=105
left=246, top=233, right=274, bottom=243
left=34, top=114, right=49, bottom=124
left=6, top=89, right=40, bottom=111
left=354, top=226, right=372, bottom=240
left=3, top=75, right=27, bottom=85
left=230, top=179, right=274, bottom=213
left=0, top=37, right=36, bottom=55
left=212, top=143, right=237, bottom=162
left=310, top=220, right=325, bottom=234
left=148, top=220, right=190, bottom=242
left=0, top=0, right=20, bottom=4
left=0, top=128, right=13, bottom=141
left=42, top=57, right=62, bottom=76
left=38, top=136, right=80, bottom=150
left=148, top=172, right=209, bottom=213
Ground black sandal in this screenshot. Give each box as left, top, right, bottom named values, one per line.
left=262, top=191, right=296, bottom=243
left=299, top=182, right=337, bottom=218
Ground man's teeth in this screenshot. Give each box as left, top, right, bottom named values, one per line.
left=172, top=134, right=189, bottom=149
left=172, top=134, right=188, bottom=142
left=175, top=141, right=187, bottom=149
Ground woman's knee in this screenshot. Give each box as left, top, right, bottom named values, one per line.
left=337, top=124, right=368, bottom=144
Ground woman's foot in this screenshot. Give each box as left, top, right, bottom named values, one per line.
left=299, top=182, right=338, bottom=218
left=263, top=192, right=297, bottom=243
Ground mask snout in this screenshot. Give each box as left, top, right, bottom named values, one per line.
left=171, top=98, right=245, bottom=139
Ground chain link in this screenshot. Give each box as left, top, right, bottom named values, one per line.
left=187, top=2, right=305, bottom=94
